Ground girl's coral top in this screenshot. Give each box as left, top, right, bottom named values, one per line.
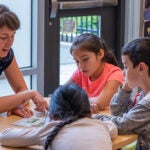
left=71, top=63, right=124, bottom=97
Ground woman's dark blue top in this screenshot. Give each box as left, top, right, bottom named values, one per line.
left=0, top=48, right=14, bottom=76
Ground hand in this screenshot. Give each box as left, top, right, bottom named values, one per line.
left=90, top=103, right=99, bottom=114
left=31, top=91, right=49, bottom=112
left=7, top=106, right=33, bottom=118
left=122, top=82, right=132, bottom=93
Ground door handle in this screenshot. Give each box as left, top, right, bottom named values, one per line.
left=50, top=0, right=58, bottom=18
left=49, top=0, right=118, bottom=18
left=59, top=0, right=118, bottom=10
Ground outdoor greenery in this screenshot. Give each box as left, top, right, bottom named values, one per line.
left=60, top=16, right=101, bottom=42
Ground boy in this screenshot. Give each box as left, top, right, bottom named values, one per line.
left=93, top=37, right=150, bottom=150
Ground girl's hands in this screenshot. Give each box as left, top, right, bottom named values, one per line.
left=90, top=103, right=99, bottom=114
left=89, top=97, right=100, bottom=113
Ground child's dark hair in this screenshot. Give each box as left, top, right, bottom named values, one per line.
left=122, top=37, right=150, bottom=75
left=44, top=83, right=91, bottom=150
left=70, top=33, right=118, bottom=66
left=0, top=4, right=20, bottom=30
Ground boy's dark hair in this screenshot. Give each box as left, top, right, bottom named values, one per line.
left=122, top=37, right=150, bottom=75
left=0, top=4, right=20, bottom=30
left=45, top=83, right=91, bottom=150
left=70, top=33, right=119, bottom=66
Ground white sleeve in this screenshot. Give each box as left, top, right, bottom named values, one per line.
left=0, top=127, right=41, bottom=147
left=103, top=121, right=118, bottom=139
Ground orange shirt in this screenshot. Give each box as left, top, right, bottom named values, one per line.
left=71, top=63, right=124, bottom=97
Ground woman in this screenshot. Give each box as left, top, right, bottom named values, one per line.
left=0, top=4, right=48, bottom=117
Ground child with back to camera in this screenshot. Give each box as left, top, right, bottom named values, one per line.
left=66, top=33, right=124, bottom=113
left=92, top=37, right=150, bottom=150
left=0, top=83, right=118, bottom=150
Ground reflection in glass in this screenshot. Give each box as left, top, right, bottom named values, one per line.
left=0, top=76, right=30, bottom=96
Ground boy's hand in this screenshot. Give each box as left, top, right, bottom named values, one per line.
left=122, top=82, right=132, bottom=93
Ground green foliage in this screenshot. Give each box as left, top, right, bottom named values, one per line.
left=60, top=15, right=100, bottom=35
left=122, top=141, right=137, bottom=150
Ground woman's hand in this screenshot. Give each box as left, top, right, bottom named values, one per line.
left=31, top=91, right=49, bottom=112
left=8, top=90, right=49, bottom=114
left=7, top=106, right=33, bottom=118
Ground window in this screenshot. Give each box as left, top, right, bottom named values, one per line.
left=60, top=16, right=101, bottom=84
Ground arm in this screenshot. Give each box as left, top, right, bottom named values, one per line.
left=110, top=83, right=133, bottom=116
left=90, top=80, right=121, bottom=112
left=93, top=104, right=150, bottom=135
left=67, top=79, right=121, bottom=112
left=5, top=57, right=28, bottom=93
left=0, top=128, right=41, bottom=147
left=4, top=57, right=31, bottom=117
left=1, top=57, right=48, bottom=116
left=93, top=87, right=150, bottom=134
left=102, top=120, right=118, bottom=139
left=0, top=90, right=48, bottom=114
left=110, top=104, right=150, bottom=135
left=92, top=115, right=118, bottom=139
left=0, top=122, right=57, bottom=147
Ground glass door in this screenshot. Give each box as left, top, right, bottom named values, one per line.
left=43, top=0, right=125, bottom=95
left=59, top=15, right=101, bottom=84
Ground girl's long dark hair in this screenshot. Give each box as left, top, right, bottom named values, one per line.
left=70, top=33, right=118, bottom=66
left=44, top=83, right=91, bottom=150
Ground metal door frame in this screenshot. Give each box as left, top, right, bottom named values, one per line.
left=37, top=0, right=125, bottom=96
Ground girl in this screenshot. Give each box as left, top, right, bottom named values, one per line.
left=66, top=33, right=124, bottom=112
left=0, top=84, right=117, bottom=150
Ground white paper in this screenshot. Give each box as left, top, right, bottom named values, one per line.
left=12, top=111, right=50, bottom=128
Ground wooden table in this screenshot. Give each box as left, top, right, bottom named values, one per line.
left=0, top=101, right=137, bottom=150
